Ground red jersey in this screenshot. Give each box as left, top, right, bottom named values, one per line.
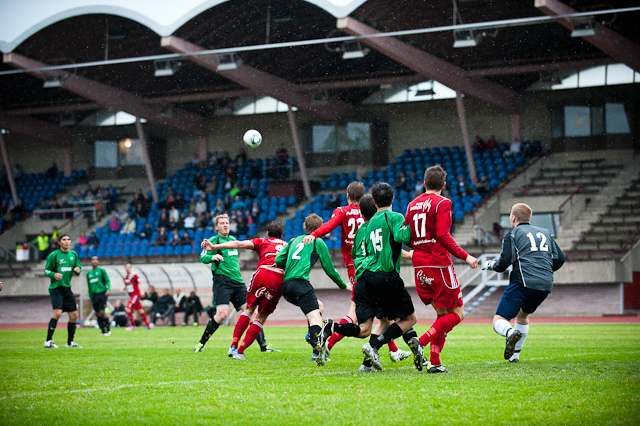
left=251, top=237, right=287, bottom=269
left=124, top=273, right=142, bottom=297
left=311, top=204, right=364, bottom=265
left=405, top=193, right=468, bottom=267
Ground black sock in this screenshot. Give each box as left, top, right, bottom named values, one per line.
left=308, top=325, right=321, bottom=348
left=67, top=322, right=76, bottom=345
left=106, top=317, right=111, bottom=332
left=402, top=328, right=418, bottom=344
left=98, top=317, right=106, bottom=334
left=334, top=322, right=360, bottom=338
left=257, top=329, right=267, bottom=351
left=199, top=318, right=220, bottom=344
left=47, top=318, right=58, bottom=341
left=362, top=357, right=372, bottom=368
left=371, top=323, right=403, bottom=350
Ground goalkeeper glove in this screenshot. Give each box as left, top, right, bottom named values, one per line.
left=482, top=260, right=496, bottom=270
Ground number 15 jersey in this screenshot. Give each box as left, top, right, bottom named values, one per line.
left=405, top=193, right=468, bottom=267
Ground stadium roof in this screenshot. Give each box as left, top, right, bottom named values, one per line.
left=0, top=0, right=639, bottom=128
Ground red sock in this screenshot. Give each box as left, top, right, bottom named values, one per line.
left=140, top=312, right=150, bottom=327
left=387, top=340, right=399, bottom=352
left=232, top=312, right=252, bottom=348
left=238, top=321, right=263, bottom=354
left=419, top=312, right=461, bottom=347
left=126, top=311, right=135, bottom=326
left=327, top=316, right=353, bottom=351
left=430, top=333, right=447, bottom=366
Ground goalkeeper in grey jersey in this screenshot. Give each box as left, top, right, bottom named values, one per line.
left=483, top=203, right=565, bottom=362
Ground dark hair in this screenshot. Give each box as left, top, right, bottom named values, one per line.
left=371, top=182, right=394, bottom=208
left=359, top=195, right=377, bottom=221
left=266, top=219, right=284, bottom=239
left=304, top=214, right=323, bottom=234
left=59, top=233, right=71, bottom=240
left=424, top=165, right=447, bottom=190
left=346, top=181, right=365, bottom=204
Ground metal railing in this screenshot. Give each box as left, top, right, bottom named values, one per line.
left=473, top=224, right=500, bottom=246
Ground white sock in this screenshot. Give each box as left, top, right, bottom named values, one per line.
left=510, top=323, right=529, bottom=360
left=493, top=319, right=513, bottom=338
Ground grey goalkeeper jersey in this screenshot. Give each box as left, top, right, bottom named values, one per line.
left=492, top=223, right=565, bottom=292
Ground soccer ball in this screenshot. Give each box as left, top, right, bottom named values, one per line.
left=243, top=129, right=262, bottom=148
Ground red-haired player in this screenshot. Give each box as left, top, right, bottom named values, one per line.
left=303, top=181, right=410, bottom=362
left=120, top=263, right=152, bottom=330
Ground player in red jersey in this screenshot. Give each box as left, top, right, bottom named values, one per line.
left=120, top=263, right=152, bottom=330
left=201, top=220, right=287, bottom=360
left=405, top=165, right=478, bottom=372
left=302, top=182, right=410, bottom=362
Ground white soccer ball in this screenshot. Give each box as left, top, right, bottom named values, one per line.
left=243, top=129, right=262, bottom=148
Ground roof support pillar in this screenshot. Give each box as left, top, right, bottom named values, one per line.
left=510, top=114, right=521, bottom=145
left=63, top=145, right=72, bottom=178
left=455, top=92, right=477, bottom=183
left=287, top=106, right=311, bottom=200
left=135, top=118, right=158, bottom=203
left=0, top=132, right=19, bottom=203
left=198, top=135, right=207, bottom=166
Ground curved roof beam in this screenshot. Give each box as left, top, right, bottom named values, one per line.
left=0, top=0, right=368, bottom=53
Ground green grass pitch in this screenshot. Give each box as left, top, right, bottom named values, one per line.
left=1, top=323, right=639, bottom=425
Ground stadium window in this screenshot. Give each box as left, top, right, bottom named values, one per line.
left=363, top=80, right=456, bottom=104
left=80, top=110, right=146, bottom=126
left=308, top=123, right=372, bottom=153
left=94, top=141, right=118, bottom=168
left=118, top=138, right=145, bottom=166
left=551, top=103, right=630, bottom=138
left=232, top=95, right=295, bottom=115
left=605, top=103, right=631, bottom=134
left=551, top=63, right=638, bottom=90
left=564, top=106, right=591, bottom=137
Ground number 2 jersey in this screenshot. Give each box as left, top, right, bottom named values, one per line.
left=404, top=193, right=468, bottom=268
left=251, top=237, right=287, bottom=270
left=310, top=204, right=364, bottom=266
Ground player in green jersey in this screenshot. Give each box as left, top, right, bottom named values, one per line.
left=274, top=214, right=352, bottom=363
left=43, top=234, right=82, bottom=348
left=86, top=256, right=111, bottom=336
left=194, top=213, right=247, bottom=353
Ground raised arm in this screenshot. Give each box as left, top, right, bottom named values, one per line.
left=303, top=208, right=344, bottom=244
left=206, top=240, right=254, bottom=251
left=486, top=231, right=513, bottom=272
left=316, top=240, right=348, bottom=290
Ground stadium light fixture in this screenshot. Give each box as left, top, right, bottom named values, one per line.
left=342, top=41, right=370, bottom=59
left=154, top=60, right=180, bottom=77
left=217, top=54, right=241, bottom=71
left=571, top=21, right=598, bottom=37
left=453, top=30, right=481, bottom=48
left=42, top=74, right=68, bottom=88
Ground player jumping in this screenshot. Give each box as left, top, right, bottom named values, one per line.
left=121, top=263, right=152, bottom=330
left=200, top=220, right=287, bottom=360
left=484, top=203, right=565, bottom=362
left=302, top=182, right=410, bottom=362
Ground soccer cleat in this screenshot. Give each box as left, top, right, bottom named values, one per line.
left=193, top=322, right=198, bottom=326
left=389, top=349, right=412, bottom=362
left=311, top=353, right=319, bottom=362
left=193, top=343, right=204, bottom=353
left=146, top=324, right=154, bottom=330
left=504, top=330, right=522, bottom=360
left=227, top=346, right=237, bottom=357
left=262, top=347, right=281, bottom=353
left=406, top=337, right=424, bottom=371
left=317, top=319, right=334, bottom=350
left=361, top=343, right=383, bottom=371
left=232, top=352, right=246, bottom=360
left=102, top=331, right=112, bottom=337
left=358, top=364, right=374, bottom=372
left=317, top=346, right=330, bottom=367
left=125, top=326, right=136, bottom=331
left=427, top=364, right=451, bottom=373
left=305, top=332, right=311, bottom=344
left=509, top=358, right=520, bottom=364
left=66, top=341, right=82, bottom=348
left=44, top=340, right=58, bottom=348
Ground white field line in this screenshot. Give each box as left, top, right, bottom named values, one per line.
left=3, top=350, right=639, bottom=401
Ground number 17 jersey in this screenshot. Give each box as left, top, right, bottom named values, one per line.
left=405, top=193, right=468, bottom=267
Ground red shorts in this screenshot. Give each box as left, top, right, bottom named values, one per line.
left=127, top=294, right=142, bottom=311
left=246, top=267, right=284, bottom=316
left=414, top=265, right=463, bottom=310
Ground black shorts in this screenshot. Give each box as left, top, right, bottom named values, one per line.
left=91, top=291, right=108, bottom=312
left=50, top=286, right=77, bottom=313
left=354, top=271, right=414, bottom=323
left=282, top=279, right=319, bottom=316
left=496, top=281, right=550, bottom=320
left=212, top=274, right=246, bottom=311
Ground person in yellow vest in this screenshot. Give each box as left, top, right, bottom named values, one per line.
left=51, top=226, right=60, bottom=241
left=31, top=230, right=49, bottom=261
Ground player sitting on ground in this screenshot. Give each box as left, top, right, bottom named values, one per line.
left=275, top=213, right=352, bottom=362
left=86, top=255, right=111, bottom=336
left=484, top=203, right=565, bottom=362
left=303, top=182, right=410, bottom=362
left=120, top=263, right=152, bottom=330
left=200, top=219, right=287, bottom=360
left=406, top=165, right=478, bottom=373
left=43, top=234, right=82, bottom=348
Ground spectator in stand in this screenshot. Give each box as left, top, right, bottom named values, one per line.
left=236, top=216, right=248, bottom=236
left=522, top=137, right=532, bottom=157
left=174, top=194, right=187, bottom=210
left=208, top=151, right=218, bottom=167
left=33, top=230, right=50, bottom=260
left=223, top=196, right=232, bottom=211
left=157, top=212, right=169, bottom=231
left=87, top=231, right=100, bottom=247
left=413, top=179, right=425, bottom=198
left=214, top=199, right=225, bottom=216
left=154, top=289, right=177, bottom=326
left=250, top=163, right=262, bottom=179
left=12, top=200, right=26, bottom=221
left=108, top=184, right=118, bottom=200
left=223, top=177, right=233, bottom=193
left=121, top=217, right=137, bottom=235
left=206, top=176, right=218, bottom=195
left=94, top=198, right=106, bottom=219
left=266, top=159, right=277, bottom=179
left=485, top=135, right=498, bottom=152
left=174, top=289, right=185, bottom=318
left=457, top=175, right=469, bottom=196
left=196, top=175, right=207, bottom=192
left=231, top=196, right=246, bottom=211
left=167, top=217, right=178, bottom=232
left=108, top=215, right=121, bottom=233
left=143, top=285, right=158, bottom=315
left=176, top=212, right=186, bottom=231
left=84, top=191, right=96, bottom=203
left=408, top=171, right=418, bottom=192
left=48, top=237, right=59, bottom=253
left=169, top=206, right=180, bottom=222
left=235, top=148, right=248, bottom=167
left=324, top=192, right=339, bottom=210
left=228, top=183, right=240, bottom=198
left=247, top=183, right=257, bottom=198
left=395, top=171, right=408, bottom=192
left=184, top=211, right=196, bottom=229
left=135, top=202, right=149, bottom=218
left=229, top=218, right=238, bottom=234
left=73, top=205, right=85, bottom=220
left=238, top=185, right=252, bottom=200
left=170, top=229, right=181, bottom=247
left=473, top=135, right=486, bottom=152
left=77, top=232, right=88, bottom=246
left=180, top=231, right=191, bottom=245
left=46, top=162, right=59, bottom=179
left=183, top=291, right=203, bottom=326
left=138, top=223, right=153, bottom=240
left=356, top=162, right=368, bottom=181
left=276, top=143, right=289, bottom=165
left=476, top=175, right=490, bottom=196
left=194, top=212, right=207, bottom=230
left=51, top=226, right=60, bottom=241
left=190, top=154, right=200, bottom=168
left=156, top=228, right=168, bottom=245
left=195, top=197, right=207, bottom=214
left=506, top=138, right=521, bottom=157
left=251, top=201, right=261, bottom=224
left=187, top=197, right=197, bottom=213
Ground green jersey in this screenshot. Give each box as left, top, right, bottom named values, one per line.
left=352, top=222, right=372, bottom=280
left=366, top=210, right=411, bottom=274
left=275, top=235, right=347, bottom=289
left=200, top=234, right=244, bottom=283
left=86, top=267, right=111, bottom=299
left=44, top=249, right=82, bottom=291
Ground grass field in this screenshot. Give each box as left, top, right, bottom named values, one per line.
left=1, top=323, right=639, bottom=425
